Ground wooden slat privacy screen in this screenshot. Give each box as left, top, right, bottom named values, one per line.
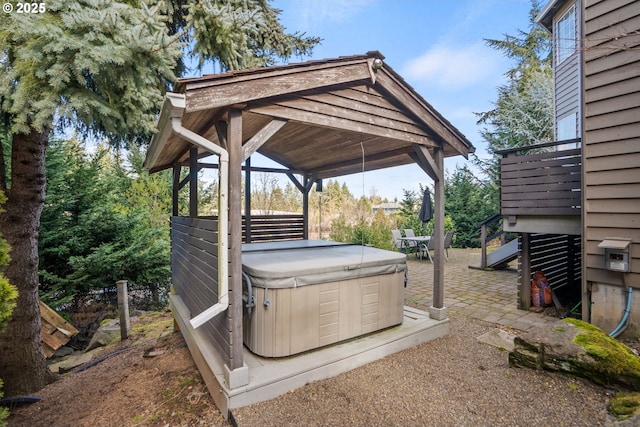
left=171, top=216, right=232, bottom=362
left=199, top=214, right=306, bottom=243
left=517, top=233, right=582, bottom=309
left=500, top=147, right=582, bottom=217
left=242, top=214, right=305, bottom=242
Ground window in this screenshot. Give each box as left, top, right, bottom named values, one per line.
left=557, top=113, right=580, bottom=150
left=558, top=113, right=577, bottom=140
left=556, top=5, right=576, bottom=64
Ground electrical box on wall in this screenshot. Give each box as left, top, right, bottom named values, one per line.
left=598, top=238, right=632, bottom=273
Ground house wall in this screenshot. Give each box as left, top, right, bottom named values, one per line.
left=582, top=0, right=640, bottom=334
left=171, top=216, right=233, bottom=365
left=554, top=0, right=582, bottom=142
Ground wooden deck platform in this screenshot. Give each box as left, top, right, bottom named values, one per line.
left=170, top=294, right=449, bottom=419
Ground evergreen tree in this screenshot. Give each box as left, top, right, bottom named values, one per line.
left=39, top=140, right=171, bottom=311
left=125, top=144, right=175, bottom=227
left=0, top=190, right=17, bottom=427
left=444, top=166, right=495, bottom=248
left=0, top=0, right=319, bottom=396
left=398, top=189, right=418, bottom=218
left=397, top=187, right=430, bottom=237
left=0, top=190, right=17, bottom=333
left=474, top=0, right=553, bottom=182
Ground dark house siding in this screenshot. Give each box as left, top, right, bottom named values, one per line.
left=553, top=0, right=582, bottom=137
left=583, top=0, right=640, bottom=286
left=555, top=54, right=580, bottom=119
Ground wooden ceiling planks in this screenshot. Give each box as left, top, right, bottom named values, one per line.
left=145, top=52, right=474, bottom=178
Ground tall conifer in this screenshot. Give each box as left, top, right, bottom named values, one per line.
left=0, top=0, right=318, bottom=395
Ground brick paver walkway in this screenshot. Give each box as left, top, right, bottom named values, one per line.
left=404, top=248, right=560, bottom=332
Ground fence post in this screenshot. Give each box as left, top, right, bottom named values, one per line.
left=480, top=223, right=487, bottom=268
left=116, top=280, right=130, bottom=340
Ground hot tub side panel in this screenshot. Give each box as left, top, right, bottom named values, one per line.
left=243, top=270, right=404, bottom=357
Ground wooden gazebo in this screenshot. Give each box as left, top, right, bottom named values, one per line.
left=144, top=51, right=474, bottom=417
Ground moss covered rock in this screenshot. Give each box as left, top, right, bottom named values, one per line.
left=608, top=392, right=640, bottom=421
left=509, top=318, right=640, bottom=390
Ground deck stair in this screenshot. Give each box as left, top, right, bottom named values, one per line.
left=486, top=238, right=518, bottom=269
left=473, top=213, right=518, bottom=270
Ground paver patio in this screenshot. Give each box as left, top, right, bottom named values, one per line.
left=404, top=248, right=561, bottom=331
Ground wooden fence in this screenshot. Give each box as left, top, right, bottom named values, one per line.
left=171, top=216, right=231, bottom=361
left=242, top=214, right=305, bottom=242
left=500, top=141, right=582, bottom=217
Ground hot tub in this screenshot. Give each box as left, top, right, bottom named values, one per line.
left=241, top=240, right=406, bottom=357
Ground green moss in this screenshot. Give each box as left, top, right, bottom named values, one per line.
left=608, top=392, right=640, bottom=420
left=177, top=375, right=197, bottom=388
left=99, top=318, right=114, bottom=327
left=563, top=318, right=640, bottom=382
left=554, top=327, right=565, bottom=333
left=0, top=378, right=7, bottom=427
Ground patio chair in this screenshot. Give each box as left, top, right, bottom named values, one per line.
left=420, top=233, right=436, bottom=262
left=391, top=229, right=405, bottom=252
left=443, top=230, right=456, bottom=260
left=404, top=229, right=417, bottom=238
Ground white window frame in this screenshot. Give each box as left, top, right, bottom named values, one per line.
left=556, top=5, right=576, bottom=64
left=557, top=113, right=577, bottom=141
left=557, top=113, right=580, bottom=150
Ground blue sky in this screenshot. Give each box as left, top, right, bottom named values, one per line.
left=258, top=0, right=534, bottom=201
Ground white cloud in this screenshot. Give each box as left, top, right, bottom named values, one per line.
left=288, top=0, right=375, bottom=31
left=402, top=43, right=504, bottom=90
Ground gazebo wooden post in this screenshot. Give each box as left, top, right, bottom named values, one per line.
left=520, top=233, right=531, bottom=310
left=189, top=147, right=198, bottom=217
left=302, top=175, right=309, bottom=239
left=431, top=146, right=446, bottom=318
left=411, top=144, right=447, bottom=320
left=244, top=156, right=252, bottom=243
left=227, top=107, right=244, bottom=370
left=172, top=164, right=181, bottom=217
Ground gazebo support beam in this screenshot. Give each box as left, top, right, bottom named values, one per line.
left=227, top=108, right=244, bottom=369
left=431, top=146, right=446, bottom=316
left=412, top=145, right=447, bottom=320
left=288, top=173, right=317, bottom=240
left=245, top=156, right=252, bottom=243
left=172, top=164, right=181, bottom=216
left=189, top=147, right=198, bottom=217
left=242, top=118, right=288, bottom=162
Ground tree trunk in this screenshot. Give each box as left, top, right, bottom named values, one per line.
left=0, top=129, right=56, bottom=396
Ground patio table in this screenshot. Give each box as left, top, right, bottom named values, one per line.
left=398, top=236, right=431, bottom=260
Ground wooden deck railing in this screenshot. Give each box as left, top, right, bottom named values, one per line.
left=498, top=139, right=582, bottom=217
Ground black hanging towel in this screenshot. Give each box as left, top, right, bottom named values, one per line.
left=419, top=188, right=433, bottom=222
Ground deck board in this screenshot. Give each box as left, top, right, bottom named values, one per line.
left=170, top=293, right=448, bottom=419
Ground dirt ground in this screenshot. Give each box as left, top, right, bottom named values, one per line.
left=7, top=311, right=231, bottom=427
left=5, top=309, right=631, bottom=427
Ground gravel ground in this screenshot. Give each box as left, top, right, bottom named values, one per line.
left=232, top=314, right=614, bottom=427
